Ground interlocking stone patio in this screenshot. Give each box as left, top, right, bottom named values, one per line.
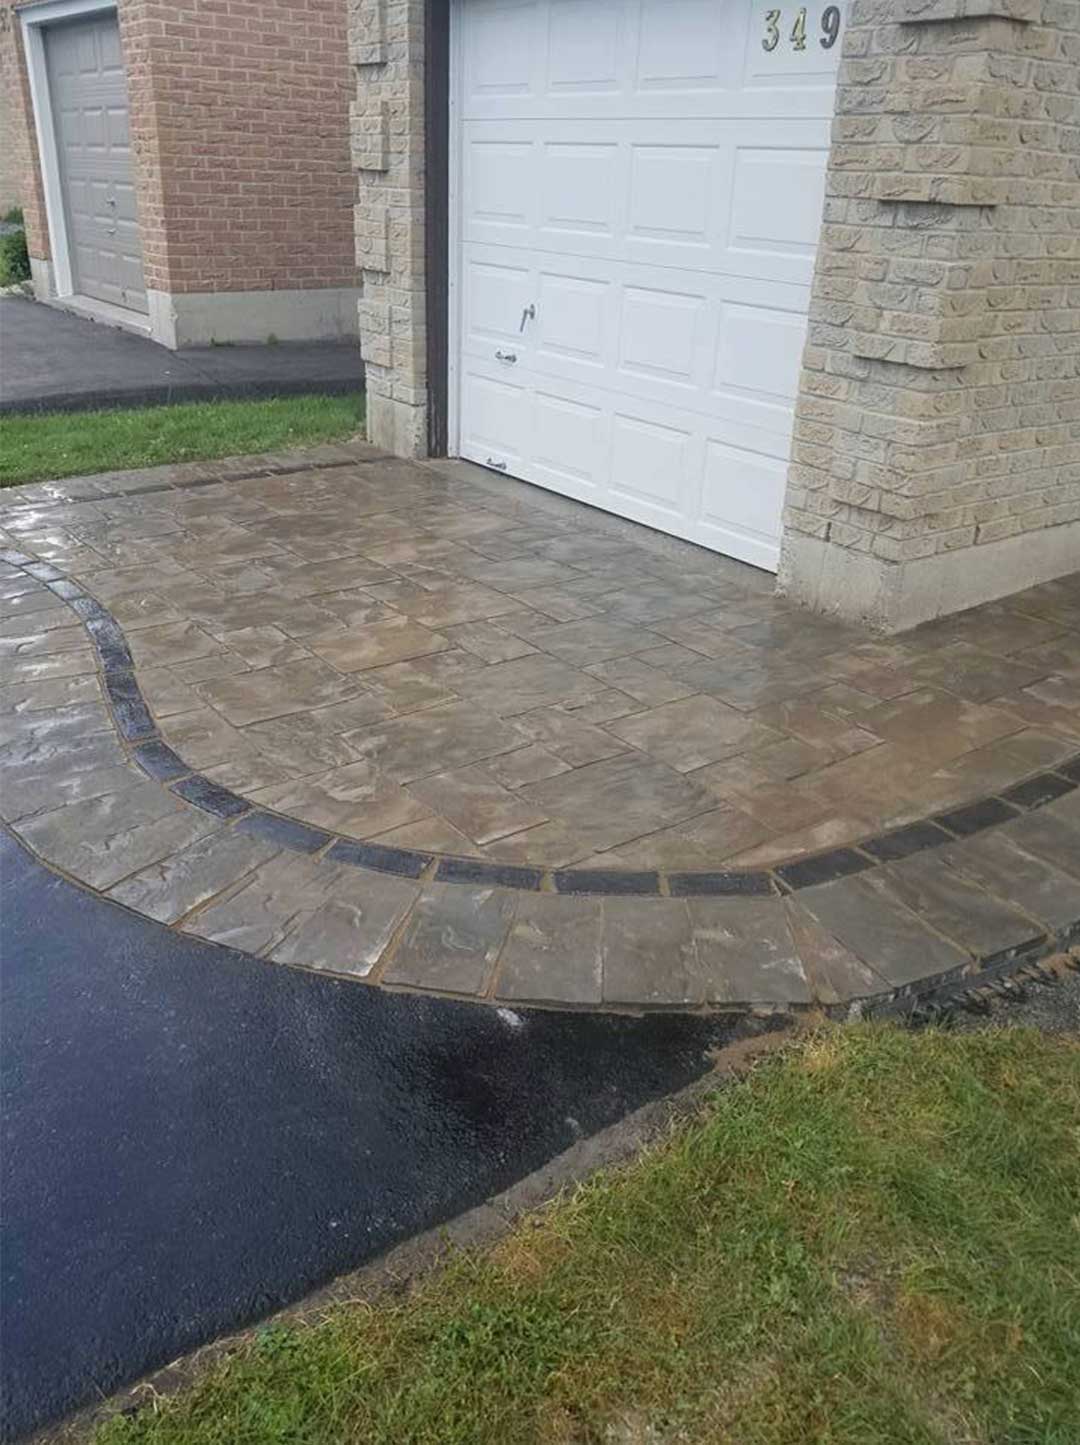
left=2, top=441, right=1079, bottom=1009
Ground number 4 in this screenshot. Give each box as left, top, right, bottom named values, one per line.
left=790, top=7, right=808, bottom=49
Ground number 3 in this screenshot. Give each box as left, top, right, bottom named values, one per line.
left=762, top=8, right=780, bottom=51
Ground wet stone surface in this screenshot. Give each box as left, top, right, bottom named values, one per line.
left=2, top=445, right=1079, bottom=1010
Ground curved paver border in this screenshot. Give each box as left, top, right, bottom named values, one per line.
left=5, top=537, right=1080, bottom=1015
left=5, top=547, right=1078, bottom=899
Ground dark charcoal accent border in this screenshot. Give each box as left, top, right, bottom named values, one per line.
left=98, top=641, right=137, bottom=675
left=237, top=811, right=332, bottom=855
left=46, top=578, right=85, bottom=601
left=668, top=870, right=773, bottom=898
left=861, top=820, right=954, bottom=863
left=434, top=857, right=544, bottom=891
left=13, top=552, right=1080, bottom=900
left=776, top=848, right=873, bottom=892
left=936, top=797, right=1019, bottom=837
left=1002, top=772, right=1076, bottom=810
left=171, top=775, right=252, bottom=820
left=554, top=869, right=660, bottom=896
left=132, top=739, right=190, bottom=783
left=327, top=839, right=431, bottom=880
left=69, top=596, right=111, bottom=623
left=102, top=672, right=156, bottom=741
left=425, top=0, right=450, bottom=456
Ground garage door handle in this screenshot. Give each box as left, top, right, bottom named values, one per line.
left=485, top=458, right=508, bottom=471
left=495, top=350, right=517, bottom=364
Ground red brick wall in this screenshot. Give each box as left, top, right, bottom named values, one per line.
left=128, top=0, right=357, bottom=296
left=0, top=2, right=49, bottom=263
left=1, top=0, right=356, bottom=297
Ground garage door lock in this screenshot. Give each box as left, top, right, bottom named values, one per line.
left=495, top=350, right=517, bottom=364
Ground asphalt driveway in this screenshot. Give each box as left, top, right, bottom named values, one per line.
left=0, top=829, right=759, bottom=1441
left=0, top=297, right=361, bottom=414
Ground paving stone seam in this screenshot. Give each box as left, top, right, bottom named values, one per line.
left=4, top=546, right=1079, bottom=902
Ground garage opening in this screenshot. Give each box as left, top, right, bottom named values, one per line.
left=449, top=0, right=844, bottom=572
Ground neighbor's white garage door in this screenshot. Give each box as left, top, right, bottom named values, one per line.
left=452, top=0, right=844, bottom=571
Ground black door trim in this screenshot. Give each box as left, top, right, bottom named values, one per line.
left=424, top=0, right=451, bottom=457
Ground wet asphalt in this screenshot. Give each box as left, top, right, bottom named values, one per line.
left=0, top=830, right=758, bottom=1441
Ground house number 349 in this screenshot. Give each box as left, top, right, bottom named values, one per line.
left=762, top=6, right=841, bottom=52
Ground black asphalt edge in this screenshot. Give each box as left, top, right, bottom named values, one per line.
left=24, top=1023, right=794, bottom=1445
left=11, top=555, right=1080, bottom=901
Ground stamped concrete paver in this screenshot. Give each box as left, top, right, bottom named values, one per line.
left=495, top=894, right=604, bottom=1006
left=108, top=828, right=281, bottom=923
left=343, top=701, right=526, bottom=783
left=308, top=616, right=452, bottom=672
left=608, top=695, right=780, bottom=773
left=16, top=780, right=191, bottom=877
left=195, top=658, right=363, bottom=726
left=270, top=871, right=418, bottom=977
left=251, top=763, right=431, bottom=839
left=796, top=874, right=970, bottom=989
left=382, top=883, right=515, bottom=995
left=3, top=446, right=1080, bottom=1013
left=874, top=851, right=1043, bottom=962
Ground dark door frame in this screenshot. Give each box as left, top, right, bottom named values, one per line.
left=425, top=0, right=451, bottom=456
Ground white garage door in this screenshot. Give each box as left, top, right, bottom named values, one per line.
left=452, top=0, right=844, bottom=571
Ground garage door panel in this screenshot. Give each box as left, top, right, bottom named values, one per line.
left=463, top=0, right=543, bottom=98
left=47, top=13, right=147, bottom=314
left=610, top=414, right=693, bottom=517
left=533, top=392, right=608, bottom=490
left=462, top=0, right=841, bottom=121
left=535, top=272, right=609, bottom=367
left=619, top=287, right=705, bottom=388
left=698, top=441, right=790, bottom=562
left=461, top=370, right=531, bottom=470
left=465, top=141, right=535, bottom=234
left=547, top=0, right=623, bottom=92
left=455, top=0, right=844, bottom=572
left=730, top=148, right=830, bottom=264
left=464, top=260, right=533, bottom=345
left=462, top=119, right=827, bottom=284
left=714, top=304, right=808, bottom=404
left=743, top=1, right=845, bottom=87
left=637, top=0, right=745, bottom=92
left=627, top=145, right=720, bottom=252
left=540, top=143, right=619, bottom=238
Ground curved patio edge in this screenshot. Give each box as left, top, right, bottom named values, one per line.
left=4, top=544, right=1080, bottom=1013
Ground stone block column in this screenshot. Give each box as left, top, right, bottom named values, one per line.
left=349, top=0, right=429, bottom=457
left=780, top=0, right=1080, bottom=631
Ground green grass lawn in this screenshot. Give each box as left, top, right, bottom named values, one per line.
left=97, top=1023, right=1080, bottom=1445
left=0, top=393, right=364, bottom=487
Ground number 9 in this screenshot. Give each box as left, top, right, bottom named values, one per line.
left=820, top=5, right=841, bottom=48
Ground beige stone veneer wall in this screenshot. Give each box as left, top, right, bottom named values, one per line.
left=348, top=0, right=1078, bottom=622
left=349, top=0, right=428, bottom=456
left=780, top=0, right=1080, bottom=630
